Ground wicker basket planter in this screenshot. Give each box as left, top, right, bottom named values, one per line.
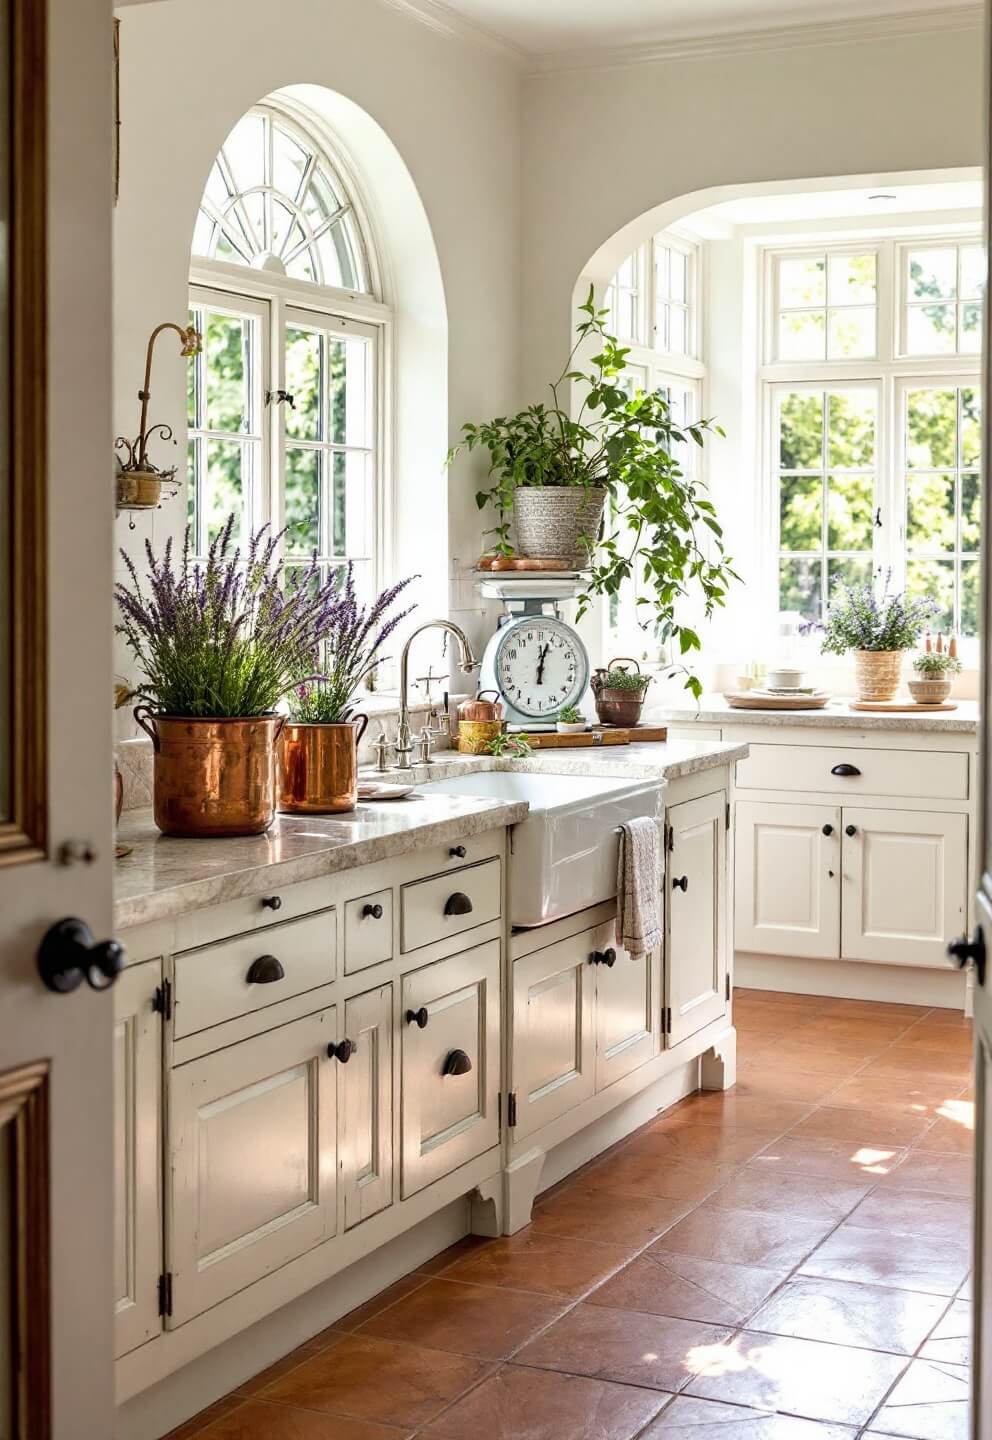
left=853, top=649, right=903, bottom=702
left=512, top=486, right=606, bottom=565
left=908, top=676, right=952, bottom=704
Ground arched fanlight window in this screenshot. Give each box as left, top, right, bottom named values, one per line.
left=193, top=107, right=371, bottom=293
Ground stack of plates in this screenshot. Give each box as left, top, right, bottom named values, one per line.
left=725, top=689, right=831, bottom=710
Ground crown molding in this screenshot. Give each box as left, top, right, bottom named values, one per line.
left=374, top=0, right=527, bottom=64
left=527, top=4, right=984, bottom=76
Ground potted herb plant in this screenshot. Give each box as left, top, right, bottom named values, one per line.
left=909, top=650, right=962, bottom=705
left=819, top=574, right=937, bottom=702
left=555, top=703, right=587, bottom=735
left=116, top=518, right=346, bottom=838
left=591, top=658, right=651, bottom=727
left=280, top=568, right=416, bottom=814
left=450, top=289, right=737, bottom=698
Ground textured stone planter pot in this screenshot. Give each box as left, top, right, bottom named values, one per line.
left=908, top=676, right=952, bottom=704
left=853, top=649, right=903, bottom=702
left=512, top=486, right=607, bottom=564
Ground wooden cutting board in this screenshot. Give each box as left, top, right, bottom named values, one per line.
left=526, top=725, right=668, bottom=749
left=726, top=691, right=830, bottom=710
left=848, top=699, right=958, bottom=713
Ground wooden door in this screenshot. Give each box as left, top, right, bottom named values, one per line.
left=168, top=1008, right=337, bottom=1326
left=593, top=920, right=659, bottom=1091
left=113, top=961, right=162, bottom=1359
left=400, top=941, right=500, bottom=1197
left=667, top=792, right=728, bottom=1046
left=0, top=0, right=114, bottom=1434
left=842, top=807, right=967, bottom=967
left=735, top=801, right=841, bottom=959
left=339, top=983, right=393, bottom=1231
left=511, top=933, right=595, bottom=1139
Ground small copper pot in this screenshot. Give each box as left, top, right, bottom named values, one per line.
left=134, top=709, right=284, bottom=838
left=278, top=716, right=369, bottom=815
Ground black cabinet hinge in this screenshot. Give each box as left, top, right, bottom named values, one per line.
left=158, top=1272, right=173, bottom=1318
left=152, top=978, right=172, bottom=1021
left=726, top=973, right=731, bottom=1002
left=726, top=800, right=731, bottom=830
left=665, top=823, right=674, bottom=853
left=661, top=1005, right=672, bottom=1036
left=507, top=1092, right=517, bottom=1128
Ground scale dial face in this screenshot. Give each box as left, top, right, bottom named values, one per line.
left=494, top=616, right=588, bottom=720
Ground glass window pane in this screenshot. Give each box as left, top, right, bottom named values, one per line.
left=962, top=559, right=981, bottom=637
left=906, top=558, right=954, bottom=634
left=779, top=255, right=826, bottom=308
left=331, top=450, right=371, bottom=560
left=186, top=437, right=199, bottom=548
left=668, top=306, right=687, bottom=355
left=827, top=472, right=874, bottom=551
left=285, top=327, right=320, bottom=442
left=779, top=392, right=823, bottom=470
left=828, top=391, right=876, bottom=469
left=779, top=557, right=822, bottom=622
left=828, top=252, right=876, bottom=306
left=828, top=557, right=873, bottom=596
left=960, top=245, right=986, bottom=300
left=670, top=250, right=687, bottom=303
left=779, top=473, right=822, bottom=552
left=962, top=472, right=982, bottom=552
left=286, top=238, right=316, bottom=284
left=204, top=311, right=249, bottom=433
left=908, top=247, right=957, bottom=300
left=961, top=388, right=982, bottom=467
left=327, top=335, right=370, bottom=447
left=907, top=472, right=955, bottom=553
left=205, top=438, right=246, bottom=546
left=221, top=113, right=266, bottom=193
left=907, top=303, right=956, bottom=355
left=828, top=307, right=875, bottom=358
left=779, top=310, right=826, bottom=361
left=284, top=447, right=320, bottom=556
left=272, top=124, right=310, bottom=203
left=961, top=302, right=983, bottom=354
left=907, top=389, right=957, bottom=469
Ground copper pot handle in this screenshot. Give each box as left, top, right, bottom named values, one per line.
left=352, top=713, right=369, bottom=746
left=272, top=714, right=286, bottom=744
left=133, top=705, right=160, bottom=753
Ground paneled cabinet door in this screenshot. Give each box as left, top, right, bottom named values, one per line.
left=168, top=1007, right=337, bottom=1327
left=401, top=940, right=500, bottom=1198
left=113, top=959, right=162, bottom=1359
left=593, top=919, right=659, bottom=1091
left=667, top=791, right=728, bottom=1046
left=512, top=933, right=595, bottom=1139
left=339, top=984, right=393, bottom=1230
left=735, top=800, right=841, bottom=960
left=841, top=807, right=968, bottom=968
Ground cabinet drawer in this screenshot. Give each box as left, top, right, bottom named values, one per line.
left=344, top=890, right=393, bottom=975
left=736, top=743, right=968, bottom=801
left=400, top=859, right=501, bottom=954
left=173, top=909, right=337, bottom=1039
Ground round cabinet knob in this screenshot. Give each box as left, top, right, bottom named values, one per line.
left=362, top=903, right=384, bottom=920
left=845, top=824, right=858, bottom=837
left=589, top=948, right=617, bottom=967
left=405, top=1006, right=429, bottom=1029
left=948, top=928, right=987, bottom=986
left=37, top=918, right=124, bottom=994
left=246, top=954, right=285, bottom=985
left=327, top=1039, right=355, bottom=1064
left=444, top=891, right=473, bottom=917
left=449, top=845, right=467, bottom=859
left=442, top=1048, right=473, bottom=1076
left=261, top=895, right=282, bottom=911
left=822, top=823, right=834, bottom=836
left=673, top=875, right=689, bottom=893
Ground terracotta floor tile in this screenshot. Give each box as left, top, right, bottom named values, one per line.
left=799, top=1225, right=970, bottom=1297
left=820, top=999, right=930, bottom=1021
left=824, top=1077, right=967, bottom=1118
left=197, top=1401, right=411, bottom=1439
left=742, top=1042, right=866, bottom=1076
left=640, top=1396, right=857, bottom=1440
left=666, top=1094, right=814, bottom=1133
left=164, top=1398, right=247, bottom=1440
left=736, top=989, right=827, bottom=1010
left=584, top=1149, right=736, bottom=1204
left=650, top=1204, right=833, bottom=1270
left=845, top=1190, right=970, bottom=1242
left=641, top=1124, right=783, bottom=1165
left=530, top=1183, right=691, bottom=1249
left=750, top=1136, right=908, bottom=1182
left=870, top=1358, right=969, bottom=1440
left=915, top=1114, right=975, bottom=1157
left=356, top=1278, right=568, bottom=1359
left=332, top=1274, right=429, bottom=1331
left=417, top=1237, right=491, bottom=1277
left=889, top=1027, right=974, bottom=1056
left=747, top=1275, right=946, bottom=1353
left=258, top=1334, right=490, bottom=1428
left=515, top=1301, right=732, bottom=1392
left=683, top=1330, right=908, bottom=1425
left=914, top=1009, right=972, bottom=1029
left=788, top=1106, right=932, bottom=1148
left=589, top=1250, right=787, bottom=1326
left=439, top=1230, right=631, bottom=1298
left=732, top=1068, right=846, bottom=1104
left=235, top=1337, right=343, bottom=1397
left=859, top=1053, right=972, bottom=1084
left=419, top=1363, right=669, bottom=1440
left=789, top=1020, right=916, bottom=1051
left=879, top=1152, right=973, bottom=1197
left=705, top=1167, right=871, bottom=1224
left=920, top=1298, right=971, bottom=1366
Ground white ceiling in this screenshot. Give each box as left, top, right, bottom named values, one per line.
left=430, top=0, right=978, bottom=52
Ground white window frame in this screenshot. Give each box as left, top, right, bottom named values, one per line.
left=607, top=229, right=703, bottom=371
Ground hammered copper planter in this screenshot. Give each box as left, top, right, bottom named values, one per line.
left=134, top=709, right=284, bottom=837
left=278, top=717, right=369, bottom=814
left=853, top=649, right=903, bottom=702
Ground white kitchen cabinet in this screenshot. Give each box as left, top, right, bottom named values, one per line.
left=168, top=1007, right=337, bottom=1326
left=841, top=807, right=968, bottom=968
left=667, top=791, right=728, bottom=1045
left=339, top=984, right=393, bottom=1230
left=591, top=919, right=659, bottom=1090
left=511, top=932, right=595, bottom=1139
left=113, top=960, right=162, bottom=1359
left=735, top=800, right=841, bottom=960
left=400, top=940, right=500, bottom=1197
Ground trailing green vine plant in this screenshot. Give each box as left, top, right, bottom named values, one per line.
left=449, top=288, right=738, bottom=698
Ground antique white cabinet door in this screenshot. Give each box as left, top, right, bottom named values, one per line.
left=735, top=801, right=841, bottom=959
left=339, top=983, right=393, bottom=1230
left=511, top=933, right=595, bottom=1139
left=593, top=920, right=659, bottom=1090
left=667, top=792, right=728, bottom=1045
left=0, top=0, right=115, bottom=1435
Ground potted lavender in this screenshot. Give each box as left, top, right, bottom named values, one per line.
left=820, top=574, right=937, bottom=702
left=116, top=519, right=347, bottom=837
left=279, top=568, right=416, bottom=814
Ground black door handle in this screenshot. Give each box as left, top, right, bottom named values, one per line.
left=327, top=1039, right=355, bottom=1063
left=589, top=948, right=617, bottom=967
left=948, top=928, right=986, bottom=986
left=831, top=763, right=861, bottom=777
left=822, top=824, right=833, bottom=836
left=673, top=875, right=689, bottom=892
left=246, top=955, right=285, bottom=984
left=444, top=891, right=473, bottom=916
left=845, top=824, right=857, bottom=837
left=442, top=1048, right=473, bottom=1076
left=37, top=918, right=124, bottom=994
left=261, top=895, right=282, bottom=911
left=362, top=902, right=384, bottom=919
left=406, top=1006, right=429, bottom=1029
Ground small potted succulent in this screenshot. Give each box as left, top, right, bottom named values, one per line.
left=591, top=657, right=651, bottom=727
left=909, top=650, right=962, bottom=705
left=555, top=703, right=587, bottom=735
left=280, top=569, right=416, bottom=814
left=819, top=574, right=937, bottom=702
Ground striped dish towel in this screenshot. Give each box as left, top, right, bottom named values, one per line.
left=616, top=817, right=662, bottom=958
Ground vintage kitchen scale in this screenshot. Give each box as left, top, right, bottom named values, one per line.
left=476, top=574, right=592, bottom=730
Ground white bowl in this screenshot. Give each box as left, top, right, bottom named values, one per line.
left=766, top=667, right=805, bottom=690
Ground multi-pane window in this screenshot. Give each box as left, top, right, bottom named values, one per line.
left=654, top=240, right=694, bottom=357
left=605, top=250, right=645, bottom=345
left=606, top=230, right=698, bottom=356
left=774, top=250, right=877, bottom=361
left=901, top=242, right=984, bottom=356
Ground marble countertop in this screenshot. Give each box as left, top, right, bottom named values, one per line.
left=651, top=696, right=980, bottom=735
left=114, top=738, right=745, bottom=929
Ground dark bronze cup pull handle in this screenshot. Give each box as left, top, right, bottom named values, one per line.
left=327, top=1039, right=355, bottom=1064
left=406, top=1006, right=429, bottom=1029
left=831, top=763, right=861, bottom=777
left=442, top=1048, right=473, bottom=1076
left=363, top=903, right=384, bottom=919
left=246, top=955, right=285, bottom=984
left=444, top=891, right=473, bottom=916
left=673, top=875, right=689, bottom=893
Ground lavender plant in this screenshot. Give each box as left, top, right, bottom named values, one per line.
left=115, top=517, right=350, bottom=717
left=290, top=566, right=417, bottom=724
left=820, top=572, right=938, bottom=656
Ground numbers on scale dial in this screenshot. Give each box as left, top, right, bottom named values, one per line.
left=497, top=622, right=583, bottom=718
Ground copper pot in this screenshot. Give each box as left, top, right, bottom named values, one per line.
left=456, top=718, right=504, bottom=755
left=590, top=656, right=651, bottom=728
left=134, top=709, right=284, bottom=837
left=278, top=716, right=369, bottom=814
left=456, top=690, right=503, bottom=724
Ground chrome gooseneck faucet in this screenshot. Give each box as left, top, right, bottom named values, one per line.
left=395, top=619, right=478, bottom=770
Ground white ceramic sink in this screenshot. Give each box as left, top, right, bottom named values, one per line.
left=417, top=770, right=664, bottom=927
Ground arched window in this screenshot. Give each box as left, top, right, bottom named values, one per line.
left=187, top=104, right=385, bottom=597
